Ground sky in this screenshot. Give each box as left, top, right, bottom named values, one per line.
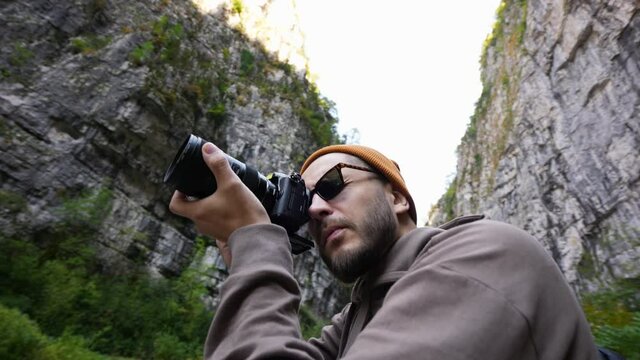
left=295, top=1, right=502, bottom=224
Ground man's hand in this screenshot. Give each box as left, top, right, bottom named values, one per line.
left=169, top=142, right=271, bottom=266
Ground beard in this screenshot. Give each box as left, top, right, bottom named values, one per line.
left=317, top=191, right=398, bottom=283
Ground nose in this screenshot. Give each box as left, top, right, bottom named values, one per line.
left=308, top=193, right=333, bottom=220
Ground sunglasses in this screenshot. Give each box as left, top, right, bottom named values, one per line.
left=309, top=163, right=377, bottom=202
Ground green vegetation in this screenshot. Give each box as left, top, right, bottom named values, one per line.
left=0, top=304, right=120, bottom=360
left=463, top=82, right=492, bottom=143
left=126, top=6, right=340, bottom=154
left=0, top=189, right=27, bottom=214
left=0, top=187, right=212, bottom=359
left=240, top=49, right=255, bottom=76
left=578, top=250, right=599, bottom=281
left=441, top=178, right=458, bottom=222
left=9, top=42, right=34, bottom=67
left=458, top=0, right=528, bottom=198
left=0, top=305, right=47, bottom=360
left=487, top=1, right=508, bottom=50
left=296, top=83, right=341, bottom=147
left=128, top=14, right=230, bottom=130
left=0, top=185, right=335, bottom=358
left=299, top=305, right=327, bottom=340
left=70, top=35, right=112, bottom=55
left=582, top=279, right=640, bottom=359
left=494, top=94, right=514, bottom=159
left=480, top=0, right=528, bottom=67
left=231, top=0, right=244, bottom=15
left=478, top=0, right=509, bottom=67
left=129, top=15, right=185, bottom=67
left=130, top=41, right=154, bottom=66
left=516, top=0, right=528, bottom=45
left=458, top=0, right=529, bottom=195
left=153, top=16, right=184, bottom=64
left=474, top=154, right=483, bottom=171
left=299, top=107, right=336, bottom=146
left=206, top=102, right=227, bottom=130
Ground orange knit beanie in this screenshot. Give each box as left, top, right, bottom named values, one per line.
left=300, top=145, right=417, bottom=223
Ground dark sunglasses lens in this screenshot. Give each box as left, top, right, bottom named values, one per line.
left=316, top=167, right=344, bottom=200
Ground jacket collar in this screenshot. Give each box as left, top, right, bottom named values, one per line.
left=351, top=227, right=443, bottom=302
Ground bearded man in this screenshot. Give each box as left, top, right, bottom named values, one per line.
left=169, top=142, right=599, bottom=360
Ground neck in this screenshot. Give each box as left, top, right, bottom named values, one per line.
left=396, top=214, right=417, bottom=239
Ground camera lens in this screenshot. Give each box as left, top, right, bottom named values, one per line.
left=164, top=134, right=218, bottom=198
left=163, top=134, right=277, bottom=207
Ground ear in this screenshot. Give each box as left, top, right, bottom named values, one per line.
left=389, top=188, right=410, bottom=216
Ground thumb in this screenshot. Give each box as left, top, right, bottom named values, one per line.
left=202, top=142, right=236, bottom=186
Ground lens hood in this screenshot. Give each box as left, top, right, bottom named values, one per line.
left=163, top=134, right=217, bottom=198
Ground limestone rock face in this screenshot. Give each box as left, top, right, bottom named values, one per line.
left=0, top=0, right=347, bottom=317
left=430, top=0, right=639, bottom=293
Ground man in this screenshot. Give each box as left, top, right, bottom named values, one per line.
left=169, top=142, right=599, bottom=360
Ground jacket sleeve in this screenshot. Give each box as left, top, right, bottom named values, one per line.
left=203, top=224, right=343, bottom=360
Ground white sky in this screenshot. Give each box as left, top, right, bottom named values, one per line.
left=296, top=1, right=502, bottom=224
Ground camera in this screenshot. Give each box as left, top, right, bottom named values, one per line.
left=163, top=134, right=314, bottom=254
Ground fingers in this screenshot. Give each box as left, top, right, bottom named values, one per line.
left=169, top=190, right=192, bottom=217
left=202, top=142, right=237, bottom=187
left=169, top=142, right=234, bottom=219
left=168, top=141, right=271, bottom=240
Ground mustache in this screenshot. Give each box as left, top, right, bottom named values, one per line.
left=311, top=217, right=354, bottom=244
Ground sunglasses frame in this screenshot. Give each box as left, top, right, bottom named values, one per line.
left=309, top=162, right=377, bottom=202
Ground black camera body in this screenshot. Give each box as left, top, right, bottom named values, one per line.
left=164, top=134, right=314, bottom=254
left=267, top=172, right=309, bottom=231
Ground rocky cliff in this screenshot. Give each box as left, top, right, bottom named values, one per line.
left=430, top=0, right=639, bottom=294
left=0, top=0, right=349, bottom=317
